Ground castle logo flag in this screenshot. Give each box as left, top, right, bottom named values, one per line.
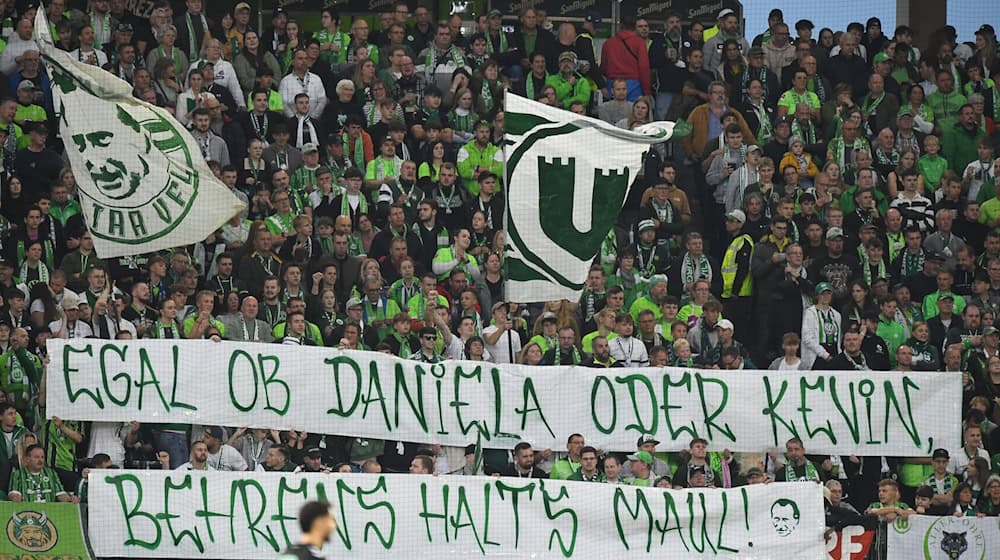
left=33, top=9, right=244, bottom=258
left=503, top=92, right=674, bottom=302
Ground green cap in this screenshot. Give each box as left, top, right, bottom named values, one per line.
left=873, top=52, right=890, bottom=63
left=815, top=282, right=833, bottom=295
left=897, top=106, right=913, bottom=118
left=628, top=450, right=654, bottom=464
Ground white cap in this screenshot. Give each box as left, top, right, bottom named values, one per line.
left=717, top=319, right=735, bottom=331
left=718, top=8, right=736, bottom=19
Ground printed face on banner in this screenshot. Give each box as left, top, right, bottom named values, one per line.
left=770, top=499, right=801, bottom=537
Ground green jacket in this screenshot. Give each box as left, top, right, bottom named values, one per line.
left=545, top=72, right=592, bottom=110
left=456, top=141, right=504, bottom=196
left=925, top=90, right=967, bottom=131
left=876, top=316, right=906, bottom=365
left=942, top=123, right=987, bottom=174
left=49, top=200, right=83, bottom=227
left=0, top=348, right=43, bottom=427
left=272, top=321, right=324, bottom=345
left=549, top=459, right=581, bottom=480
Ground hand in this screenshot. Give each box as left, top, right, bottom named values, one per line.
left=53, top=416, right=64, bottom=428
left=848, top=454, right=860, bottom=464
left=312, top=272, right=323, bottom=284
left=540, top=448, right=552, bottom=460
left=233, top=427, right=247, bottom=437
left=821, top=458, right=833, bottom=471
left=772, top=252, right=784, bottom=263
left=157, top=451, right=170, bottom=466
left=130, top=421, right=141, bottom=433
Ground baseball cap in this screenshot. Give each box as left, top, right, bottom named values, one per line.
left=488, top=9, right=502, bottom=18
left=648, top=274, right=668, bottom=291
left=627, top=450, right=655, bottom=465
left=204, top=426, right=225, bottom=440
left=747, top=144, right=762, bottom=154
left=897, top=107, right=913, bottom=119
left=873, top=52, right=890, bottom=63
left=540, top=311, right=558, bottom=323
left=585, top=11, right=602, bottom=25
left=825, top=227, right=844, bottom=240
left=117, top=22, right=133, bottom=33
left=346, top=297, right=363, bottom=309
left=860, top=223, right=879, bottom=232
left=815, top=282, right=833, bottom=295
left=29, top=122, right=48, bottom=135
left=726, top=209, right=747, bottom=223
left=746, top=466, right=764, bottom=477
left=60, top=293, right=80, bottom=310
left=748, top=46, right=765, bottom=58
left=937, top=293, right=955, bottom=302
left=305, top=447, right=324, bottom=458
left=491, top=301, right=508, bottom=314
left=327, top=133, right=344, bottom=145
left=717, top=319, right=735, bottom=330
left=931, top=448, right=949, bottom=460
left=718, top=8, right=735, bottom=19
left=17, top=80, right=35, bottom=91
left=234, top=2, right=252, bottom=12
left=637, top=434, right=660, bottom=447
left=984, top=326, right=1000, bottom=336
left=302, top=142, right=319, bottom=154
left=638, top=219, right=656, bottom=232
left=925, top=251, right=945, bottom=262
left=774, top=115, right=793, bottom=127
left=558, top=51, right=577, bottom=62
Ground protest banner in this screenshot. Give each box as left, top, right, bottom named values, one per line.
left=888, top=514, right=1000, bottom=559
left=0, top=502, right=92, bottom=560
left=825, top=525, right=874, bottom=560
left=87, top=470, right=823, bottom=559
left=47, top=340, right=961, bottom=455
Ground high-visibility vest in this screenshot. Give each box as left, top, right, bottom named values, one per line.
left=721, top=234, right=754, bottom=298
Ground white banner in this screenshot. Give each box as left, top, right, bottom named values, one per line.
left=86, top=470, right=824, bottom=559
left=503, top=92, right=674, bottom=302
left=888, top=514, right=1000, bottom=559
left=47, top=340, right=961, bottom=455
left=35, top=10, right=244, bottom=258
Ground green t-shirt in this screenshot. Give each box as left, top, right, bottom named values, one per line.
left=44, top=420, right=83, bottom=472
left=549, top=459, right=580, bottom=480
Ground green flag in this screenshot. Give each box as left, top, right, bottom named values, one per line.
left=34, top=9, right=244, bottom=258
left=503, top=92, right=674, bottom=302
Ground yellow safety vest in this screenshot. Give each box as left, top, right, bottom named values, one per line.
left=721, top=234, right=754, bottom=298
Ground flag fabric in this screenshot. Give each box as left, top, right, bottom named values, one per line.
left=33, top=10, right=244, bottom=259
left=503, top=92, right=674, bottom=303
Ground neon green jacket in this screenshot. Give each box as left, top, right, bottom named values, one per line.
left=456, top=141, right=504, bottom=196
left=545, top=72, right=592, bottom=110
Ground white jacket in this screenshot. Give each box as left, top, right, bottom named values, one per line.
left=800, top=304, right=841, bottom=369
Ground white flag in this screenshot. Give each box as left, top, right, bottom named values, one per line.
left=34, top=9, right=244, bottom=258
left=503, top=92, right=674, bottom=302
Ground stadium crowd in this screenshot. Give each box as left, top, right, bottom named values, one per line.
left=1, top=0, right=1000, bottom=547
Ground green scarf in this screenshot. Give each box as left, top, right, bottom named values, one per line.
left=392, top=332, right=412, bottom=357
left=785, top=461, right=820, bottom=482
left=861, top=253, right=888, bottom=286
left=18, top=261, right=49, bottom=289
left=681, top=252, right=711, bottom=285
left=815, top=306, right=839, bottom=346
left=340, top=190, right=369, bottom=217
left=553, top=346, right=582, bottom=366
left=901, top=250, right=924, bottom=278
left=699, top=318, right=721, bottom=365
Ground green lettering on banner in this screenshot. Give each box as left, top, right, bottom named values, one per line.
left=452, top=365, right=490, bottom=440
left=685, top=492, right=714, bottom=554
left=798, top=375, right=837, bottom=444
left=63, top=343, right=103, bottom=408
left=696, top=373, right=734, bottom=442
left=107, top=473, right=161, bottom=549
left=100, top=343, right=132, bottom=406
left=491, top=367, right=520, bottom=439
left=516, top=377, right=555, bottom=438
left=714, top=491, right=740, bottom=553
left=653, top=491, right=687, bottom=551
left=395, top=362, right=428, bottom=433
left=325, top=355, right=361, bottom=417
left=613, top=487, right=653, bottom=552
left=450, top=485, right=485, bottom=554
left=662, top=371, right=699, bottom=442
left=419, top=481, right=449, bottom=543
left=47, top=341, right=961, bottom=456
left=591, top=375, right=617, bottom=434
left=158, top=474, right=204, bottom=552
left=195, top=475, right=231, bottom=544
left=479, top=482, right=501, bottom=548
left=540, top=482, right=577, bottom=556
left=495, top=480, right=535, bottom=548
left=362, top=360, right=392, bottom=429
left=762, top=375, right=799, bottom=446
left=830, top=376, right=862, bottom=444
left=332, top=479, right=357, bottom=550
left=231, top=478, right=278, bottom=550
left=617, top=374, right=659, bottom=435
left=883, top=377, right=929, bottom=452
left=275, top=477, right=307, bottom=547
left=357, top=476, right=395, bottom=547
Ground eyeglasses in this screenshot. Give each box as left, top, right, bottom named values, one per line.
left=422, top=335, right=437, bottom=341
